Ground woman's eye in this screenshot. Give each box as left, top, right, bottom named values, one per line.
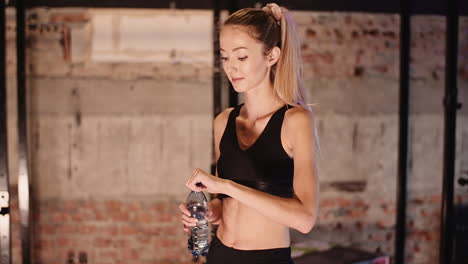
left=220, top=57, right=228, bottom=61
left=239, top=56, right=248, bottom=61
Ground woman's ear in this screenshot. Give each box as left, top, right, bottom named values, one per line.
left=267, top=47, right=281, bottom=67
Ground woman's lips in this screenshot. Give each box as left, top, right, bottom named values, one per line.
left=232, top=77, right=244, bottom=83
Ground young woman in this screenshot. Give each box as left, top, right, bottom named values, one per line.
left=179, top=3, right=319, bottom=264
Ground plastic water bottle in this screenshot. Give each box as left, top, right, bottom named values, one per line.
left=186, top=191, right=209, bottom=257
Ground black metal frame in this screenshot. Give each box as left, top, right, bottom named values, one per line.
left=15, top=0, right=32, bottom=263
left=227, top=0, right=239, bottom=107
left=4, top=0, right=468, bottom=15
left=0, top=1, right=12, bottom=264
left=210, top=0, right=221, bottom=211
left=213, top=0, right=222, bottom=118
left=440, top=0, right=461, bottom=263
left=395, top=0, right=411, bottom=262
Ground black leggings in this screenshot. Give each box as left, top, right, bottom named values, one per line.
left=206, top=235, right=294, bottom=264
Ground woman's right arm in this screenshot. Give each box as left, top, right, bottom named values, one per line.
left=179, top=108, right=233, bottom=232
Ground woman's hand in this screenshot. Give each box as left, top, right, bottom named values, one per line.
left=205, top=198, right=223, bottom=225
left=186, top=168, right=228, bottom=194
left=179, top=198, right=223, bottom=232
left=179, top=202, right=198, bottom=233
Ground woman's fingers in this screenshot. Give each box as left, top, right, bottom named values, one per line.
left=179, top=202, right=198, bottom=232
left=178, top=203, right=191, bottom=216
left=186, top=168, right=200, bottom=188
left=187, top=179, right=204, bottom=192
left=186, top=169, right=213, bottom=192
left=187, top=169, right=209, bottom=187
left=206, top=209, right=213, bottom=218
left=181, top=214, right=198, bottom=226
left=205, top=212, right=213, bottom=221
left=205, top=203, right=213, bottom=219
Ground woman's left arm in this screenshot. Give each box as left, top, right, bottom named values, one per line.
left=186, top=108, right=319, bottom=234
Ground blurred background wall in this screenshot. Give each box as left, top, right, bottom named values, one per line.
left=4, top=6, right=468, bottom=264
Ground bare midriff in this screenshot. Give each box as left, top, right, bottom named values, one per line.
left=215, top=197, right=290, bottom=250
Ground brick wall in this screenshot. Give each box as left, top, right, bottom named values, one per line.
left=34, top=198, right=186, bottom=264
left=4, top=7, right=468, bottom=264
left=292, top=12, right=468, bottom=264
left=6, top=8, right=213, bottom=264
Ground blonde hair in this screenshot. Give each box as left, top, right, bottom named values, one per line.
left=224, top=4, right=321, bottom=157
left=223, top=4, right=308, bottom=108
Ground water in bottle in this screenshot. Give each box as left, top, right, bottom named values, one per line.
left=186, top=191, right=209, bottom=257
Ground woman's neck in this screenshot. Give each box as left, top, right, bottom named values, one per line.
left=241, top=82, right=284, bottom=121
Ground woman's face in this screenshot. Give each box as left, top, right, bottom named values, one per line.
left=219, top=25, right=272, bottom=93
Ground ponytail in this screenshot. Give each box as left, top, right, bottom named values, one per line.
left=263, top=5, right=309, bottom=108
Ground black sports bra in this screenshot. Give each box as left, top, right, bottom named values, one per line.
left=216, top=104, right=294, bottom=199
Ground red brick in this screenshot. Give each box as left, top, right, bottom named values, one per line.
left=113, top=239, right=130, bottom=248
left=155, top=238, right=181, bottom=248
left=98, top=226, right=119, bottom=236
left=125, top=201, right=143, bottom=211
left=120, top=249, right=139, bottom=260
left=134, top=212, right=155, bottom=223
left=55, top=237, right=70, bottom=247
left=51, top=212, right=69, bottom=222
left=94, top=237, right=112, bottom=248
left=105, top=200, right=122, bottom=211
left=71, top=213, right=85, bottom=221
left=50, top=13, right=91, bottom=23
left=349, top=208, right=366, bottom=218
left=98, top=250, right=118, bottom=259
left=79, top=224, right=98, bottom=234
left=143, top=226, right=161, bottom=236
left=36, top=239, right=51, bottom=250
left=63, top=200, right=80, bottom=211
left=429, top=194, right=441, bottom=203
left=93, top=210, right=108, bottom=221
left=110, top=211, right=130, bottom=222
left=119, top=225, right=140, bottom=235
left=306, top=28, right=317, bottom=37
left=166, top=224, right=181, bottom=236
left=59, top=224, right=80, bottom=234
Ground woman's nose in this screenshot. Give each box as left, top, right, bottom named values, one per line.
left=226, top=60, right=238, bottom=73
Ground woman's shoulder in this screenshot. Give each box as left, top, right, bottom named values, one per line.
left=213, top=107, right=235, bottom=136
left=284, top=105, right=314, bottom=124
left=283, top=105, right=315, bottom=136
left=214, top=107, right=235, bottom=124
